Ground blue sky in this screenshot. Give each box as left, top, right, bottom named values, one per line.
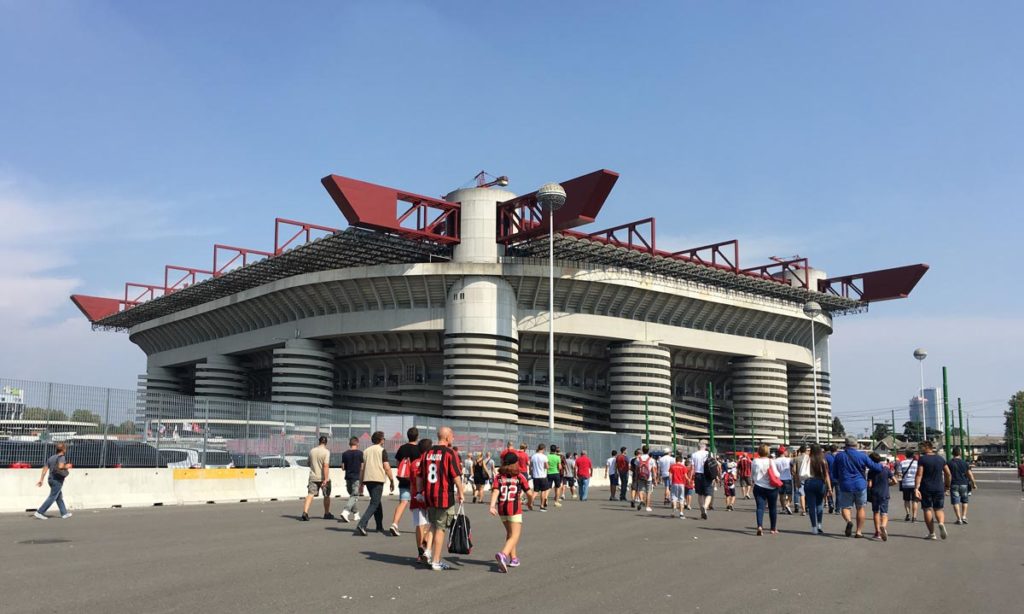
left=1, top=1, right=1020, bottom=434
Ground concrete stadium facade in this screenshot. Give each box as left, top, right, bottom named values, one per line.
left=75, top=171, right=927, bottom=448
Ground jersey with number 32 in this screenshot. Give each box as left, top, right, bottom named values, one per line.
left=420, top=446, right=460, bottom=509
left=492, top=473, right=529, bottom=516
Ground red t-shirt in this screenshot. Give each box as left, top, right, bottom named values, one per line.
left=492, top=473, right=530, bottom=516
left=420, top=445, right=460, bottom=509
left=722, top=472, right=736, bottom=488
left=737, top=456, right=752, bottom=478
left=576, top=455, right=593, bottom=478
left=516, top=450, right=530, bottom=474
left=669, top=463, right=689, bottom=485
left=1018, top=463, right=1024, bottom=478
left=409, top=456, right=425, bottom=510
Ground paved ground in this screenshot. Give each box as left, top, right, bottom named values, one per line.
left=2, top=471, right=1021, bottom=614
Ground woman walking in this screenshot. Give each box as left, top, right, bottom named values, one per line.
left=489, top=452, right=534, bottom=572
left=803, top=444, right=832, bottom=535
left=472, top=452, right=489, bottom=503
left=751, top=443, right=779, bottom=535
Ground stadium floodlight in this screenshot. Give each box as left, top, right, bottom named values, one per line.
left=803, top=301, right=822, bottom=443
left=537, top=183, right=567, bottom=431
left=914, top=348, right=928, bottom=441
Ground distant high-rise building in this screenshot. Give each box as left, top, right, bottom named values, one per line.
left=909, top=387, right=943, bottom=432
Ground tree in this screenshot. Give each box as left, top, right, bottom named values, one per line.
left=1006, top=391, right=1024, bottom=461
left=22, top=407, right=69, bottom=422
left=871, top=423, right=891, bottom=442
left=902, top=420, right=923, bottom=441
left=109, top=420, right=137, bottom=435
left=70, top=409, right=103, bottom=425
left=831, top=417, right=846, bottom=437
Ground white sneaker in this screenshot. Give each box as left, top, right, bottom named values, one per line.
left=645, top=507, right=653, bottom=512
left=33, top=512, right=47, bottom=520
left=339, top=510, right=352, bottom=523
left=61, top=513, right=72, bottom=519
left=352, top=513, right=361, bottom=521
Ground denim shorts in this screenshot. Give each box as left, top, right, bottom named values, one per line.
left=950, top=484, right=969, bottom=504
left=837, top=489, right=867, bottom=509
left=870, top=496, right=889, bottom=515
left=920, top=489, right=945, bottom=510
left=398, top=486, right=412, bottom=502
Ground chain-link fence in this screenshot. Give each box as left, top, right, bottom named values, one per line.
left=0, top=378, right=642, bottom=469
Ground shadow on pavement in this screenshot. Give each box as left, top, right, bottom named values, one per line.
left=358, top=551, right=429, bottom=569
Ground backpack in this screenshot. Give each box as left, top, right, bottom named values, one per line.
left=395, top=457, right=412, bottom=479
left=447, top=505, right=473, bottom=555
left=615, top=454, right=629, bottom=473
left=704, top=455, right=721, bottom=481
left=637, top=456, right=652, bottom=481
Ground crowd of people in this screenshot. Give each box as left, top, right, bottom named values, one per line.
left=294, top=428, right=985, bottom=573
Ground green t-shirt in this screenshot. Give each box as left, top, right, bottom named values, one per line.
left=547, top=453, right=561, bottom=476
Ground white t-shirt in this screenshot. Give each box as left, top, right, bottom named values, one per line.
left=774, top=456, right=793, bottom=481
left=752, top=457, right=774, bottom=489
left=530, top=452, right=549, bottom=479
left=691, top=449, right=710, bottom=475
left=606, top=456, right=617, bottom=475
left=657, top=454, right=674, bottom=477
left=900, top=458, right=918, bottom=488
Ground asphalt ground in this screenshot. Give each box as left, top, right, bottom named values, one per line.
left=2, top=472, right=1021, bottom=614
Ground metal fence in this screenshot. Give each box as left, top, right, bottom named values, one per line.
left=0, top=377, right=642, bottom=469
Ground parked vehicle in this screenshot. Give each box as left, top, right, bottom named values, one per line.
left=0, top=441, right=53, bottom=468
left=158, top=447, right=234, bottom=469
left=257, top=455, right=308, bottom=468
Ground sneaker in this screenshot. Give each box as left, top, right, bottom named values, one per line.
left=911, top=517, right=917, bottom=523
left=904, top=514, right=911, bottom=522
left=938, top=523, right=947, bottom=540
left=954, top=518, right=962, bottom=525
left=323, top=513, right=335, bottom=520
left=431, top=560, right=452, bottom=571
left=609, top=496, right=616, bottom=501
left=554, top=502, right=562, bottom=508
left=355, top=526, right=368, bottom=536
left=389, top=524, right=401, bottom=537
left=352, top=513, right=361, bottom=522
left=339, top=510, right=351, bottom=523
left=300, top=513, right=309, bottom=521
left=495, top=552, right=509, bottom=573
left=770, top=529, right=779, bottom=535
left=726, top=505, right=733, bottom=511
left=630, top=501, right=635, bottom=508
left=811, top=526, right=818, bottom=535
left=873, top=532, right=881, bottom=540
left=756, top=527, right=763, bottom=536
left=679, top=512, right=685, bottom=519
left=645, top=507, right=652, bottom=512
left=926, top=533, right=937, bottom=540
left=538, top=507, right=547, bottom=512
left=845, top=521, right=853, bottom=537
left=962, top=518, right=969, bottom=525
left=508, top=557, right=521, bottom=568
left=33, top=512, right=47, bottom=520
left=700, top=509, right=708, bottom=520
left=880, top=527, right=888, bottom=542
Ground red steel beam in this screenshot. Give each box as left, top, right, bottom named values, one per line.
left=274, top=218, right=340, bottom=255
left=213, top=244, right=272, bottom=277
left=671, top=240, right=740, bottom=272
left=164, top=265, right=213, bottom=293
left=321, top=175, right=460, bottom=244
left=819, top=264, right=929, bottom=302
left=572, top=217, right=656, bottom=254
left=70, top=295, right=135, bottom=322
left=741, top=258, right=811, bottom=288
left=497, top=169, right=619, bottom=244
left=125, top=282, right=165, bottom=304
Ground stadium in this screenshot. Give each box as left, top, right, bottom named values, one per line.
left=71, top=169, right=927, bottom=447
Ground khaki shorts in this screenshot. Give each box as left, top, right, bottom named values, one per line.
left=307, top=479, right=331, bottom=497
left=499, top=514, right=523, bottom=523
left=428, top=505, right=457, bottom=530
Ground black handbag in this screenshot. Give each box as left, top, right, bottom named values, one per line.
left=447, top=504, right=473, bottom=555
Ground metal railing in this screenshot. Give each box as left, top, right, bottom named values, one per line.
left=0, top=378, right=642, bottom=469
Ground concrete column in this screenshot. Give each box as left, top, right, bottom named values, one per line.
left=195, top=355, right=247, bottom=421
left=443, top=276, right=519, bottom=422
left=731, top=357, right=788, bottom=445
left=137, top=366, right=182, bottom=422
left=444, top=187, right=515, bottom=264
left=608, top=342, right=672, bottom=446
left=271, top=339, right=335, bottom=408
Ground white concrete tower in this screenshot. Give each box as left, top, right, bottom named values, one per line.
left=446, top=187, right=515, bottom=263
left=608, top=342, right=673, bottom=446
left=271, top=339, right=335, bottom=424
left=443, top=276, right=519, bottom=422
left=731, top=357, right=789, bottom=444
left=138, top=366, right=182, bottom=422
left=194, top=355, right=247, bottom=420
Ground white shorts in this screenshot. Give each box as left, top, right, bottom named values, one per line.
left=412, top=508, right=429, bottom=527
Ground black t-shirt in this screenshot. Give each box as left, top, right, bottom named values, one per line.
left=340, top=449, right=363, bottom=482
left=948, top=458, right=970, bottom=486
left=917, top=454, right=947, bottom=493
left=394, top=442, right=421, bottom=489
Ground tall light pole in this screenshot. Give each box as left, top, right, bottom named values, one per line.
left=537, top=182, right=566, bottom=432
left=803, top=301, right=822, bottom=443
left=913, top=348, right=928, bottom=442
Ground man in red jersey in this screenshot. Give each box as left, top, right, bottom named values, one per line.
left=737, top=453, right=753, bottom=500
left=575, top=451, right=593, bottom=501
left=516, top=443, right=530, bottom=474
left=420, top=426, right=464, bottom=570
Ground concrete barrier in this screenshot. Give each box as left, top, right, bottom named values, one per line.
left=0, top=469, right=618, bottom=514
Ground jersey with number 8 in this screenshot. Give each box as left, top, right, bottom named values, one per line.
left=492, top=473, right=530, bottom=517
left=420, top=445, right=460, bottom=509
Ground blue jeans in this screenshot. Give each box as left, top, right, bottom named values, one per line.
left=38, top=478, right=67, bottom=516
left=344, top=479, right=361, bottom=514
left=618, top=472, right=629, bottom=500
left=357, top=482, right=384, bottom=531
left=578, top=477, right=590, bottom=501
left=803, top=478, right=826, bottom=529
left=754, top=485, right=778, bottom=530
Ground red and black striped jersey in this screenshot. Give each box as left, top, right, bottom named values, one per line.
left=419, top=445, right=460, bottom=508
left=492, top=473, right=529, bottom=516
left=409, top=456, right=426, bottom=510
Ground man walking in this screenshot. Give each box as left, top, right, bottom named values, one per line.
left=529, top=444, right=550, bottom=511
left=546, top=445, right=563, bottom=507
left=355, top=431, right=395, bottom=536
left=576, top=451, right=593, bottom=501
left=34, top=442, right=72, bottom=519
left=301, top=435, right=332, bottom=521
left=634, top=445, right=656, bottom=513
left=947, top=447, right=976, bottom=525
left=339, top=437, right=363, bottom=523
left=737, top=453, right=753, bottom=500
left=616, top=447, right=630, bottom=501
left=914, top=440, right=951, bottom=540
left=690, top=440, right=716, bottom=519
left=389, top=427, right=421, bottom=535
left=898, top=452, right=921, bottom=522
left=606, top=450, right=619, bottom=500
left=831, top=436, right=886, bottom=538
left=775, top=446, right=794, bottom=514
left=658, top=448, right=674, bottom=507
left=825, top=445, right=838, bottom=513
left=420, top=426, right=464, bottom=570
